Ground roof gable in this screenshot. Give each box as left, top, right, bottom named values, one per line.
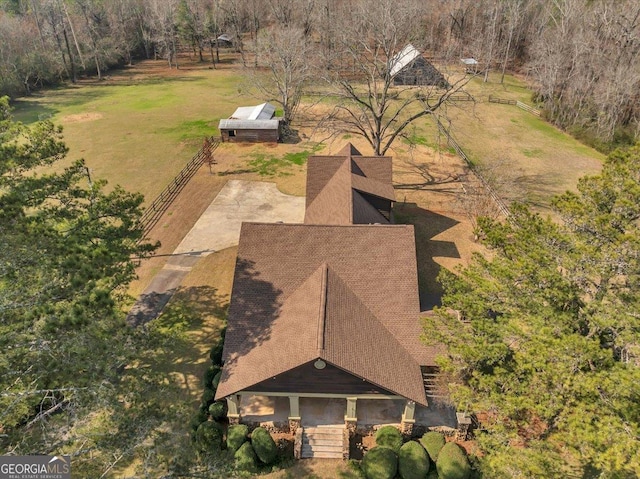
left=228, top=102, right=276, bottom=121
left=247, top=360, right=397, bottom=396
left=217, top=262, right=327, bottom=399
left=304, top=145, right=395, bottom=225
left=322, top=267, right=426, bottom=404
left=352, top=190, right=391, bottom=224
left=389, top=44, right=422, bottom=78
left=305, top=159, right=354, bottom=225
left=216, top=223, right=433, bottom=404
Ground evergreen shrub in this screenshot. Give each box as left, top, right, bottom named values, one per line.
left=362, top=446, right=398, bottom=479
left=227, top=424, right=249, bottom=453
left=398, top=440, right=430, bottom=479
left=234, top=441, right=258, bottom=473
left=375, top=426, right=403, bottom=452
left=436, top=442, right=471, bottom=479
left=420, top=431, right=446, bottom=462
left=251, top=427, right=277, bottom=465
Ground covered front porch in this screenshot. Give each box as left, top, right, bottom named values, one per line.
left=226, top=392, right=456, bottom=435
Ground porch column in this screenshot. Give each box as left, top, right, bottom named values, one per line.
left=401, top=400, right=416, bottom=435
left=288, top=395, right=301, bottom=433
left=226, top=395, right=241, bottom=425
left=345, top=397, right=357, bottom=434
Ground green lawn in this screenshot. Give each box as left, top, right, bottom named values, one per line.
left=11, top=64, right=249, bottom=205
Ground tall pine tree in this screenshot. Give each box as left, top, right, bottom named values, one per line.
left=428, top=145, right=640, bottom=478
left=0, top=96, right=157, bottom=448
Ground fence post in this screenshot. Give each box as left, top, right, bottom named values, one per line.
left=136, top=137, right=221, bottom=239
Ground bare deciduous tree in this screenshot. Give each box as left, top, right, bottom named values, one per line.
left=318, top=0, right=472, bottom=156
left=251, top=25, right=317, bottom=129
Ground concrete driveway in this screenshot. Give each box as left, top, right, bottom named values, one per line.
left=174, top=180, right=305, bottom=255
left=127, top=180, right=305, bottom=326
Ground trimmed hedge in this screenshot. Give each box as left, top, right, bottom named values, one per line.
left=420, top=431, right=446, bottom=463
left=234, top=441, right=258, bottom=473
left=209, top=333, right=225, bottom=365
left=375, top=426, right=403, bottom=452
left=436, top=443, right=471, bottom=479
left=251, top=427, right=277, bottom=465
left=211, top=371, right=222, bottom=390
left=426, top=470, right=439, bottom=479
left=195, top=421, right=223, bottom=452
left=203, top=365, right=220, bottom=388
left=398, top=441, right=430, bottom=479
left=208, top=401, right=226, bottom=420
left=191, top=409, right=208, bottom=431
left=362, top=446, right=398, bottom=479
left=227, top=424, right=249, bottom=453
left=201, top=387, right=215, bottom=406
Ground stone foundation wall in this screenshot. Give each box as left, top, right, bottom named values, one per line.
left=342, top=428, right=350, bottom=460
left=354, top=424, right=457, bottom=440
left=244, top=420, right=290, bottom=434
left=294, top=428, right=303, bottom=459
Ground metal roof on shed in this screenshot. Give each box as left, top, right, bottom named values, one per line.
left=218, top=119, right=280, bottom=130
left=389, top=44, right=422, bottom=78
left=229, top=102, right=276, bottom=120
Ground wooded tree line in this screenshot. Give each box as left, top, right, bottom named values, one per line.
left=1, top=0, right=639, bottom=149
left=428, top=146, right=640, bottom=478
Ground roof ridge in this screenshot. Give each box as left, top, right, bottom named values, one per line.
left=320, top=267, right=427, bottom=404
left=243, top=222, right=412, bottom=229
left=316, top=262, right=328, bottom=354
left=306, top=158, right=350, bottom=210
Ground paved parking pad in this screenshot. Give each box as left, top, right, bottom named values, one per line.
left=174, top=180, right=305, bottom=255
left=127, top=180, right=305, bottom=326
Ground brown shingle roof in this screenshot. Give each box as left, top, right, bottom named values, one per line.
left=216, top=223, right=437, bottom=405
left=304, top=144, right=395, bottom=225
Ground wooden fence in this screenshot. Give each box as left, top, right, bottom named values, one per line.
left=138, top=137, right=220, bottom=237
left=488, top=95, right=516, bottom=105
left=435, top=119, right=512, bottom=219
left=489, top=95, right=541, bottom=116
left=447, top=92, right=475, bottom=102
left=516, top=100, right=541, bottom=116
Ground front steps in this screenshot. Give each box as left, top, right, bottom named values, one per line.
left=301, top=425, right=345, bottom=459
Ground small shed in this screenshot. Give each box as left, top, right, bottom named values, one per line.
left=461, top=58, right=479, bottom=74
left=219, top=102, right=281, bottom=143
left=389, top=44, right=449, bottom=88
left=216, top=33, right=234, bottom=47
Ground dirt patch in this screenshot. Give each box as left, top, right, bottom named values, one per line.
left=263, top=458, right=358, bottom=479
left=362, top=433, right=377, bottom=451
left=62, top=112, right=103, bottom=123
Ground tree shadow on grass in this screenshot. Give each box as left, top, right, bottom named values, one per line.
left=394, top=157, right=463, bottom=193
left=88, top=285, right=229, bottom=477
left=143, top=285, right=229, bottom=400
left=395, top=203, right=461, bottom=311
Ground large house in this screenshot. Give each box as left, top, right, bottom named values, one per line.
left=215, top=144, right=452, bottom=457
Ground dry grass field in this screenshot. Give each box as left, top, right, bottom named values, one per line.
left=416, top=70, right=604, bottom=211
left=10, top=53, right=603, bottom=477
